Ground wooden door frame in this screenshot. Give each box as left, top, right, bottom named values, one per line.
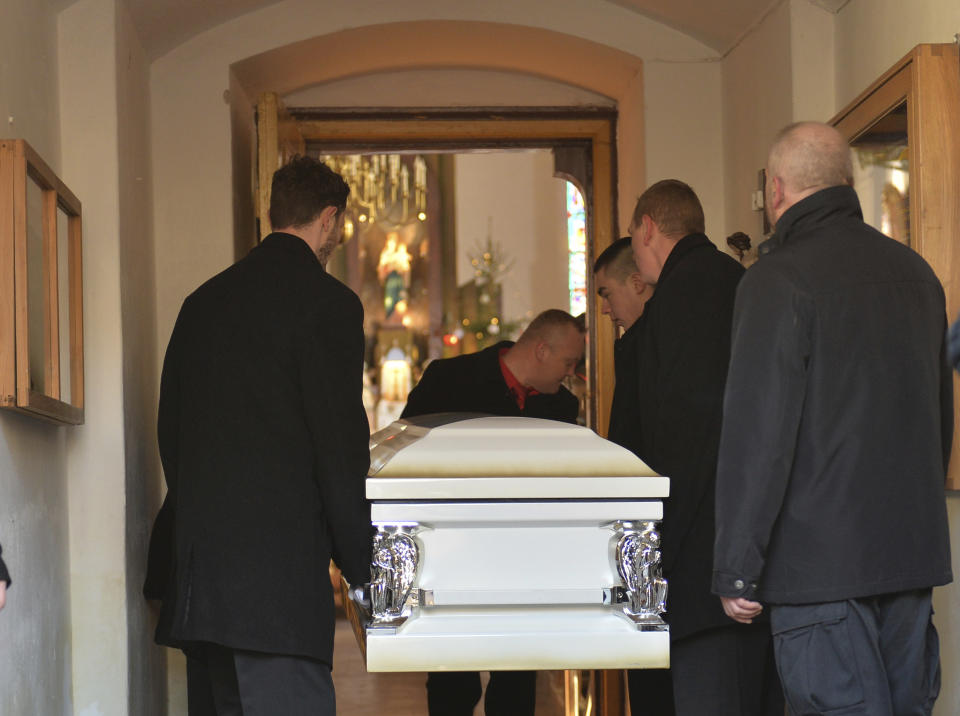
left=286, top=107, right=620, bottom=437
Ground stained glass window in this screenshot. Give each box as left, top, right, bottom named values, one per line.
left=566, top=182, right=587, bottom=315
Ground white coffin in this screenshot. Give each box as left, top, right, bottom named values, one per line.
left=345, top=415, right=670, bottom=672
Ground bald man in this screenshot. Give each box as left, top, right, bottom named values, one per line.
left=400, top=308, right=583, bottom=716
left=714, top=122, right=952, bottom=715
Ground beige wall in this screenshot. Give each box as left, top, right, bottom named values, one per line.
left=286, top=69, right=615, bottom=108
left=835, top=0, right=960, bottom=110
left=788, top=0, right=835, bottom=123
left=646, top=59, right=726, bottom=242
left=0, top=1, right=73, bottom=714
left=116, top=1, right=165, bottom=714
left=59, top=0, right=130, bottom=713
left=721, top=0, right=793, bottom=247
left=454, top=150, right=569, bottom=330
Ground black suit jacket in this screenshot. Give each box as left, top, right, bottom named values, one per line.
left=0, top=542, right=9, bottom=586
left=401, top=341, right=579, bottom=423
left=632, top=233, right=744, bottom=641
left=148, top=232, right=371, bottom=665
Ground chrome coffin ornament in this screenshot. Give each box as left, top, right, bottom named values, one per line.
left=370, top=523, right=422, bottom=628
left=611, top=520, right=668, bottom=628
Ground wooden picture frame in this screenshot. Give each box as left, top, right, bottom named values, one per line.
left=0, top=139, right=84, bottom=424
left=831, top=43, right=960, bottom=489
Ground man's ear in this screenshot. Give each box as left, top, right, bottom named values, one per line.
left=770, top=176, right=785, bottom=211
left=535, top=341, right=548, bottom=361
left=319, top=205, right=338, bottom=231
left=629, top=272, right=646, bottom=295
left=641, top=214, right=656, bottom=245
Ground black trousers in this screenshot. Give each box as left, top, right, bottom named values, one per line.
left=426, top=670, right=536, bottom=716
left=186, top=643, right=335, bottom=716
left=628, top=622, right=783, bottom=716
left=770, top=588, right=940, bottom=716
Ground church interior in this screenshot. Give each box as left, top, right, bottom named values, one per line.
left=1, top=0, right=960, bottom=714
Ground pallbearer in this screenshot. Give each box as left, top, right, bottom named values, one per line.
left=401, top=309, right=583, bottom=716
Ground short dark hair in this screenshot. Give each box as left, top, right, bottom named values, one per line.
left=517, top=309, right=585, bottom=346
left=630, top=179, right=705, bottom=238
left=269, top=156, right=350, bottom=230
left=593, top=237, right=637, bottom=281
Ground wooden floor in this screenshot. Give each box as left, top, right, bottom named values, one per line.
left=331, top=617, right=568, bottom=715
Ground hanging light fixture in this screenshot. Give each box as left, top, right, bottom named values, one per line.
left=321, top=153, right=427, bottom=228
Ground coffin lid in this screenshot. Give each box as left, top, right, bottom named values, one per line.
left=367, top=415, right=668, bottom=500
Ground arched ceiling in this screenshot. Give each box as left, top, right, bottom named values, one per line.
left=112, top=0, right=838, bottom=62
left=605, top=0, right=778, bottom=53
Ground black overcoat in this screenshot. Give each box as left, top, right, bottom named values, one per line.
left=632, top=233, right=744, bottom=641
left=401, top=341, right=579, bottom=423
left=148, top=232, right=371, bottom=666
left=0, top=541, right=9, bottom=586
left=714, top=186, right=953, bottom=604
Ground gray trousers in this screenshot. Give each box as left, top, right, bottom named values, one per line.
left=770, top=588, right=940, bottom=716
left=187, top=642, right=336, bottom=716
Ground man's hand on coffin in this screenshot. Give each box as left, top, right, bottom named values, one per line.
left=0, top=581, right=6, bottom=611
left=351, top=585, right=371, bottom=610
left=720, top=596, right=762, bottom=624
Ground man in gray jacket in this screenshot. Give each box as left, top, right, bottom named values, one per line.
left=713, top=122, right=952, bottom=715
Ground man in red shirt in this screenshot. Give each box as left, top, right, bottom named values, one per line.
left=401, top=308, right=584, bottom=716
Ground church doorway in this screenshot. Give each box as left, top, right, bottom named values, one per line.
left=254, top=104, right=620, bottom=435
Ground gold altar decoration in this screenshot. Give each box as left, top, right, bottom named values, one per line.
left=320, top=153, right=427, bottom=229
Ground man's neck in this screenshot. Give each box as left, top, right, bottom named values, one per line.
left=501, top=346, right=532, bottom=388
left=276, top=224, right=325, bottom=265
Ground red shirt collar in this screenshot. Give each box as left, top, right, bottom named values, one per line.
left=499, top=347, right=539, bottom=410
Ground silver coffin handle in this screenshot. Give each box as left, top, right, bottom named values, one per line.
left=609, top=520, right=668, bottom=630
left=369, top=522, right=423, bottom=629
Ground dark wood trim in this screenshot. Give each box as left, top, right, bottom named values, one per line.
left=289, top=105, right=618, bottom=122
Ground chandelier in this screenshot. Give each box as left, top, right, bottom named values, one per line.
left=321, top=154, right=427, bottom=235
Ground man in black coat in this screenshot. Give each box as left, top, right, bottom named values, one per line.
left=147, top=157, right=371, bottom=715
left=594, top=237, right=679, bottom=713
left=400, top=308, right=583, bottom=716
left=0, top=541, right=9, bottom=612
left=627, top=180, right=782, bottom=715
left=714, top=122, right=952, bottom=715
left=595, top=236, right=652, bottom=459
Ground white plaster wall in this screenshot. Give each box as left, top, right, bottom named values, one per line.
left=116, top=2, right=165, bottom=714
left=454, top=151, right=568, bottom=330
left=644, top=59, right=726, bottom=243
left=59, top=0, right=130, bottom=713
left=720, top=0, right=836, bottom=247
left=149, top=0, right=724, bottom=365
left=286, top=68, right=615, bottom=108
left=788, top=0, right=836, bottom=122
left=0, top=417, right=72, bottom=715
left=0, top=1, right=73, bottom=714
left=721, top=0, right=794, bottom=243
left=834, top=0, right=960, bottom=112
